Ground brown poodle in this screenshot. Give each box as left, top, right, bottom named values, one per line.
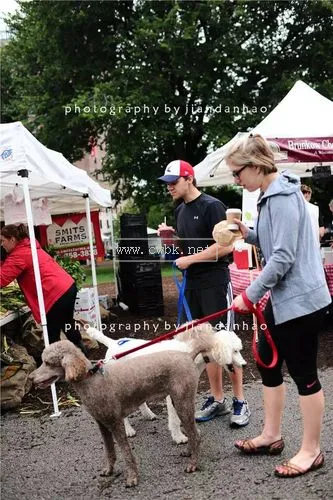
left=29, top=337, right=214, bottom=487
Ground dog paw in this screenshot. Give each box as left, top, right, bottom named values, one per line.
left=125, top=475, right=138, bottom=487
left=100, top=467, right=113, bottom=477
left=142, top=408, right=157, bottom=420
left=125, top=428, right=137, bottom=438
left=185, top=463, right=197, bottom=473
left=173, top=434, right=188, bottom=444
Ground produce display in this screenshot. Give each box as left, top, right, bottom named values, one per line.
left=0, top=283, right=26, bottom=318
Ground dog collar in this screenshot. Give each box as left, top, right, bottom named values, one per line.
left=87, top=360, right=105, bottom=377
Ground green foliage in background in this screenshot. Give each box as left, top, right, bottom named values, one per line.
left=45, top=246, right=86, bottom=289
left=83, top=262, right=175, bottom=286
left=2, top=0, right=332, bottom=212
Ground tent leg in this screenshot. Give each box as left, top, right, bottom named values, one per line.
left=108, top=207, right=119, bottom=300
left=85, top=196, right=102, bottom=330
left=19, top=171, right=61, bottom=417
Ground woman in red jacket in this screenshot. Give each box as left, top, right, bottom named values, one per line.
left=0, top=224, right=84, bottom=349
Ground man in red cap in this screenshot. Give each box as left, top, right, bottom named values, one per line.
left=158, top=160, right=251, bottom=426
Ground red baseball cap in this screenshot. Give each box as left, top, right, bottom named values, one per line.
left=158, top=160, right=195, bottom=183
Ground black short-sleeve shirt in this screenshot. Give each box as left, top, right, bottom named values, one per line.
left=175, top=193, right=230, bottom=289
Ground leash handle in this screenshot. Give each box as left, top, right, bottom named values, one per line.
left=240, top=291, right=278, bottom=369
left=173, top=263, right=192, bottom=325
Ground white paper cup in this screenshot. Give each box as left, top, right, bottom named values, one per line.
left=226, top=208, right=242, bottom=230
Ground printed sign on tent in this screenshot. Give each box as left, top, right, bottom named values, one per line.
left=268, top=137, right=333, bottom=164
left=40, top=212, right=104, bottom=261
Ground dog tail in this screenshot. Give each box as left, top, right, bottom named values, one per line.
left=85, top=327, right=117, bottom=349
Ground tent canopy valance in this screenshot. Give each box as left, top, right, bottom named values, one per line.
left=194, top=81, right=333, bottom=186
left=0, top=121, right=112, bottom=217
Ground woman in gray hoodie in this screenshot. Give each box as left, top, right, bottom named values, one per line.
left=225, top=134, right=331, bottom=478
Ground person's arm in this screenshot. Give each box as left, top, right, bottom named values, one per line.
left=175, top=242, right=233, bottom=269
left=318, top=212, right=325, bottom=240
left=0, top=253, right=27, bottom=288
left=245, top=194, right=300, bottom=304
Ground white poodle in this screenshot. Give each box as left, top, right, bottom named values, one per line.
left=85, top=322, right=246, bottom=444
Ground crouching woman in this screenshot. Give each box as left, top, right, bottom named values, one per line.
left=0, top=224, right=84, bottom=350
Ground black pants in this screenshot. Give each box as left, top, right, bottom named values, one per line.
left=258, top=300, right=326, bottom=395
left=46, top=283, right=82, bottom=345
left=182, top=283, right=229, bottom=328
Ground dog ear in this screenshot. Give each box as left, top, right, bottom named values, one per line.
left=61, top=352, right=88, bottom=382
left=232, top=350, right=247, bottom=367
left=212, top=337, right=233, bottom=366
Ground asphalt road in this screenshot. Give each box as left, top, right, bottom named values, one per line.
left=1, top=367, right=333, bottom=500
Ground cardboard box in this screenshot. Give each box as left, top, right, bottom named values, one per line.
left=98, top=295, right=110, bottom=310
left=75, top=288, right=95, bottom=310
left=74, top=306, right=97, bottom=325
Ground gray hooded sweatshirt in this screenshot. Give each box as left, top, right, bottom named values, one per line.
left=245, top=172, right=331, bottom=325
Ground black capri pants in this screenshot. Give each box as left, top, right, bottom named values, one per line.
left=46, top=283, right=82, bottom=346
left=257, top=299, right=326, bottom=396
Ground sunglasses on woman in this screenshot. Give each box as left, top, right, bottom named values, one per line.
left=232, top=165, right=250, bottom=179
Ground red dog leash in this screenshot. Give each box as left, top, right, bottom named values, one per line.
left=239, top=292, right=278, bottom=369
left=112, top=294, right=278, bottom=369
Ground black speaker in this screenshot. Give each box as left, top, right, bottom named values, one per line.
left=117, top=257, right=164, bottom=316
left=118, top=213, right=149, bottom=258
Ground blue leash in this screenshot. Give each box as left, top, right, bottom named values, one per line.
left=172, top=262, right=193, bottom=326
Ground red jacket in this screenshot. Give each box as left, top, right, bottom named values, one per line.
left=0, top=238, right=74, bottom=323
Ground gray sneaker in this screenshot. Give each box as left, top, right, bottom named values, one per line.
left=195, top=396, right=231, bottom=422
left=230, top=397, right=251, bottom=427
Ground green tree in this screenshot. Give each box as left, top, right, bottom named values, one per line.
left=2, top=0, right=332, bottom=210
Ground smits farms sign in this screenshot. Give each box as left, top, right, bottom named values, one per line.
left=49, top=223, right=87, bottom=246
left=47, top=221, right=90, bottom=259
left=40, top=212, right=104, bottom=260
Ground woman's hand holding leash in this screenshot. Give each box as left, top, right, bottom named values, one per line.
left=232, top=294, right=250, bottom=312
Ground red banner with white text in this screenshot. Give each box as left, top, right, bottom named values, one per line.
left=267, top=137, right=333, bottom=164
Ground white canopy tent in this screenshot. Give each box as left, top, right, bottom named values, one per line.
left=0, top=122, right=111, bottom=211
left=194, top=81, right=333, bottom=186
left=0, top=121, right=113, bottom=416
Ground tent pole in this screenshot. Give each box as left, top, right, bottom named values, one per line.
left=108, top=207, right=119, bottom=300
left=18, top=170, right=61, bottom=418
left=84, top=195, right=102, bottom=330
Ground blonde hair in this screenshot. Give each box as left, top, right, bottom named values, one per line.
left=301, top=184, right=312, bottom=196
left=225, top=134, right=277, bottom=175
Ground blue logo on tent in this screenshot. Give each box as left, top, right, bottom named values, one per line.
left=1, top=148, right=13, bottom=161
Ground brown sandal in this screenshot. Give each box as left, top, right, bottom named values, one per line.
left=275, top=451, right=324, bottom=478
left=235, top=438, right=285, bottom=455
